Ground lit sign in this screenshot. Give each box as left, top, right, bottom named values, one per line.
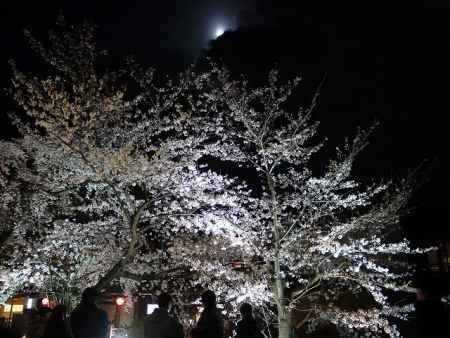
left=4, top=304, right=24, bottom=314
left=147, top=304, right=158, bottom=315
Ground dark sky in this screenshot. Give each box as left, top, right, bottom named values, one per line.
left=0, top=0, right=257, bottom=71
left=0, top=1, right=449, bottom=242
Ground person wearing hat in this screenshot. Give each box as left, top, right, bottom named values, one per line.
left=70, top=287, right=108, bottom=338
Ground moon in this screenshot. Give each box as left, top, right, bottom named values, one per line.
left=215, top=27, right=225, bottom=38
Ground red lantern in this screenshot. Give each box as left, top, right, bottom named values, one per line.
left=41, top=297, right=50, bottom=307
left=232, top=260, right=243, bottom=269
left=115, top=297, right=125, bottom=306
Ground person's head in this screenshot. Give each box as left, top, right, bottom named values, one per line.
left=81, top=287, right=99, bottom=305
left=201, top=290, right=216, bottom=308
left=158, top=293, right=172, bottom=310
left=239, top=303, right=253, bottom=318
left=38, top=306, right=51, bottom=318
left=48, top=305, right=67, bottom=322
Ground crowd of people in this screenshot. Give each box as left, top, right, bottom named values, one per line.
left=0, top=288, right=265, bottom=338
left=145, top=290, right=265, bottom=338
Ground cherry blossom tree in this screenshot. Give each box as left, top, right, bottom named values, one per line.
left=188, top=66, right=430, bottom=338
left=0, top=16, right=432, bottom=338
left=0, top=16, right=242, bottom=305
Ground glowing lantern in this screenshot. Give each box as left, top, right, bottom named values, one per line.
left=232, top=261, right=242, bottom=268
left=41, top=297, right=49, bottom=307
left=115, top=297, right=125, bottom=306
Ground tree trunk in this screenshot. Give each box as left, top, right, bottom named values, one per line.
left=94, top=258, right=127, bottom=290
left=94, top=207, right=143, bottom=290
left=278, top=318, right=292, bottom=338
left=274, top=269, right=294, bottom=338
left=267, top=172, right=294, bottom=338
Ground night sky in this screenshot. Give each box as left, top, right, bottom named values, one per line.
left=0, top=1, right=449, bottom=243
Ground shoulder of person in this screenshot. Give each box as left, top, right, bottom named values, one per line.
left=145, top=311, right=159, bottom=322
left=213, top=308, right=223, bottom=317
left=204, top=309, right=221, bottom=322
left=236, top=320, right=245, bottom=327
left=70, top=304, right=83, bottom=315
left=98, top=307, right=108, bottom=318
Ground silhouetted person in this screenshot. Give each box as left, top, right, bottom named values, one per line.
left=191, top=290, right=224, bottom=338
left=0, top=327, right=20, bottom=338
left=27, top=306, right=52, bottom=338
left=0, top=317, right=20, bottom=338
left=235, top=303, right=264, bottom=338
left=416, top=278, right=448, bottom=338
left=70, top=287, right=108, bottom=338
left=144, top=293, right=183, bottom=338
left=43, top=305, right=73, bottom=338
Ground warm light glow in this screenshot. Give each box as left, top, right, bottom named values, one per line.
left=115, top=297, right=125, bottom=306
left=195, top=306, right=204, bottom=321
left=4, top=304, right=24, bottom=313
left=215, top=27, right=225, bottom=37
left=41, top=297, right=49, bottom=307
left=147, top=303, right=158, bottom=314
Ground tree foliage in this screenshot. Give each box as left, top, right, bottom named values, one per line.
left=188, top=66, right=430, bottom=337
left=0, top=17, right=430, bottom=338
left=0, top=16, right=243, bottom=305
